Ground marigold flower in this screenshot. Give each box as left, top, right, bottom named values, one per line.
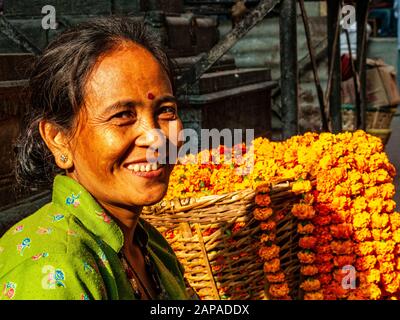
left=266, top=272, right=286, bottom=283
left=359, top=269, right=380, bottom=284
left=292, top=204, right=315, bottom=220
left=352, top=212, right=370, bottom=229
left=356, top=255, right=377, bottom=271
left=255, top=194, right=271, bottom=207
left=260, top=233, right=276, bottom=243
left=317, top=262, right=334, bottom=274
left=375, top=240, right=395, bottom=255
left=315, top=253, right=333, bottom=264
left=259, top=245, right=280, bottom=261
left=317, top=274, right=332, bottom=286
left=360, top=283, right=381, bottom=300
left=260, top=221, right=276, bottom=231
left=299, top=236, right=317, bottom=249
left=263, top=258, right=281, bottom=273
left=269, top=283, right=290, bottom=298
left=383, top=273, right=400, bottom=294
left=371, top=213, right=389, bottom=229
left=354, top=242, right=374, bottom=256
left=389, top=212, right=400, bottom=230
left=330, top=223, right=353, bottom=239
left=333, top=255, right=355, bottom=268
left=330, top=241, right=354, bottom=255
left=292, top=179, right=312, bottom=194
left=315, top=244, right=331, bottom=254
left=300, top=278, right=321, bottom=291
left=297, top=223, right=315, bottom=235
left=379, top=262, right=395, bottom=274
left=300, top=265, right=319, bottom=276
left=253, top=207, right=273, bottom=221
left=297, top=251, right=316, bottom=264
left=303, top=291, right=324, bottom=300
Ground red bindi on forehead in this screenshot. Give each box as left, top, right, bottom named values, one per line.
left=147, top=92, right=155, bottom=100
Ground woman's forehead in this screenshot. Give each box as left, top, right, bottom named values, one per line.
left=84, top=42, right=172, bottom=109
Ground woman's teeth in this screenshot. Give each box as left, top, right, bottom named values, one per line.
left=127, top=162, right=161, bottom=172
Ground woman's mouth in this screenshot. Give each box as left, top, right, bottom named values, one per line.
left=125, top=162, right=166, bottom=178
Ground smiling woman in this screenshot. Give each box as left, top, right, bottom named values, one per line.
left=0, top=17, right=196, bottom=300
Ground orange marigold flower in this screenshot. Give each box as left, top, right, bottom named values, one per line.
left=263, top=258, right=281, bottom=273
left=266, top=272, right=286, bottom=283
left=260, top=233, right=276, bottom=243
left=301, top=265, right=319, bottom=276
left=297, top=251, right=316, bottom=264
left=315, top=244, right=331, bottom=254
left=330, top=241, right=354, bottom=255
left=300, top=278, right=321, bottom=291
left=297, top=223, right=315, bottom=235
left=356, top=255, right=377, bottom=271
left=259, top=245, right=280, bottom=261
left=315, top=253, right=333, bottom=264
left=371, top=212, right=389, bottom=229
left=354, top=241, right=374, bottom=256
left=260, top=221, right=276, bottom=231
left=352, top=212, right=370, bottom=229
left=292, top=203, right=315, bottom=220
left=299, top=236, right=318, bottom=249
left=330, top=223, right=353, bottom=239
left=317, top=262, right=334, bottom=274
left=312, top=215, right=331, bottom=226
left=268, top=283, right=290, bottom=298
left=303, top=291, right=324, bottom=300
left=317, top=274, right=332, bottom=286
left=334, top=255, right=355, bottom=268
left=253, top=207, right=273, bottom=221
left=255, top=194, right=271, bottom=207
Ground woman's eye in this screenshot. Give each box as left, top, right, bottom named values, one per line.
left=113, top=111, right=135, bottom=119
left=158, top=106, right=177, bottom=119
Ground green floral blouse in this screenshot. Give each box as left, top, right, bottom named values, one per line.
left=0, top=175, right=191, bottom=300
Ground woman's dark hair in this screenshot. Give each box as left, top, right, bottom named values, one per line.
left=15, top=17, right=174, bottom=188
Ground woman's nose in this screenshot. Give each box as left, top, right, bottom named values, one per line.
left=135, top=118, right=165, bottom=149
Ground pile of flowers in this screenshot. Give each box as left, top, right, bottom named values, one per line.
left=164, top=130, right=400, bottom=300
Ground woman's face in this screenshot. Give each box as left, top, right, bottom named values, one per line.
left=67, top=42, right=182, bottom=208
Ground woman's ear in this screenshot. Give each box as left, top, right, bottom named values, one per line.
left=39, top=120, right=73, bottom=169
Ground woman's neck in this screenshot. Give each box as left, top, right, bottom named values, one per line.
left=99, top=201, right=143, bottom=250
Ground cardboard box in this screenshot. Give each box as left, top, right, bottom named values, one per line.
left=341, top=59, right=400, bottom=108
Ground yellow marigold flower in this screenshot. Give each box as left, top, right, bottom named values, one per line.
left=359, top=269, right=380, bottom=283
left=371, top=212, right=389, bottom=229
left=390, top=212, right=400, bottom=230
left=375, top=240, right=396, bottom=255
left=292, top=179, right=312, bottom=194
left=379, top=262, right=395, bottom=274
left=353, top=229, right=372, bottom=242
left=392, top=229, right=400, bottom=243
left=352, top=212, right=370, bottom=229
left=360, top=283, right=381, bottom=300
left=354, top=241, right=374, bottom=256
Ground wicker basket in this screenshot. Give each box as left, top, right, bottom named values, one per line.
left=142, top=181, right=301, bottom=300
left=341, top=105, right=397, bottom=131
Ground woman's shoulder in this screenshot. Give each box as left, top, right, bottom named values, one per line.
left=0, top=201, right=103, bottom=277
